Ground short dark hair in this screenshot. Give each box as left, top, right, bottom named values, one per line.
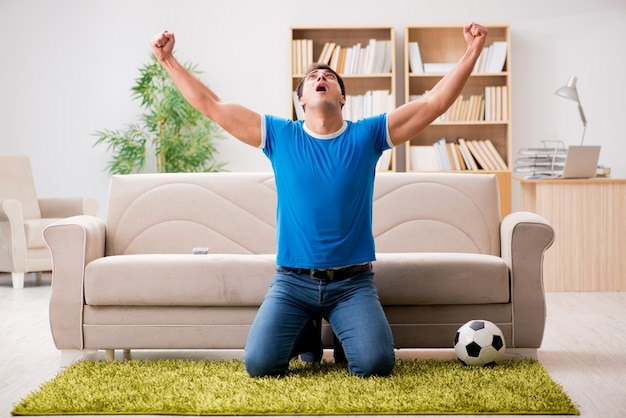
left=296, top=63, right=346, bottom=100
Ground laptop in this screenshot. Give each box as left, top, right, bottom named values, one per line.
left=559, top=145, right=601, bottom=178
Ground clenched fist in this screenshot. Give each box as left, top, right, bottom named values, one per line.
left=151, top=30, right=175, bottom=62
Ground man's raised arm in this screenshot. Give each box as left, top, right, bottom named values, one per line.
left=387, top=22, right=488, bottom=146
left=151, top=30, right=262, bottom=148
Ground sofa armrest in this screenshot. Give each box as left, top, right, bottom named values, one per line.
left=39, top=197, right=99, bottom=218
left=43, top=215, right=106, bottom=350
left=500, top=211, right=555, bottom=348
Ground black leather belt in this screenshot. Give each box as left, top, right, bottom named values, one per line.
left=282, top=263, right=371, bottom=281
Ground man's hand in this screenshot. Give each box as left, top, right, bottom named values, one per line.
left=463, top=22, right=488, bottom=51
left=151, top=30, right=175, bottom=62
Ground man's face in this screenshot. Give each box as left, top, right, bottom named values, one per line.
left=299, top=69, right=345, bottom=111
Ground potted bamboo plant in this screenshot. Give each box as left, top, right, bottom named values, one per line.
left=94, top=55, right=225, bottom=174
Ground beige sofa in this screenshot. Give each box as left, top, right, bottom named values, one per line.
left=43, top=172, right=554, bottom=365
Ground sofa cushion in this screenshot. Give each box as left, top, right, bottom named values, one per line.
left=24, top=218, right=61, bottom=248
left=372, top=173, right=501, bottom=256
left=373, top=253, right=509, bottom=305
left=105, top=173, right=277, bottom=256
left=85, top=252, right=509, bottom=307
left=85, top=254, right=276, bottom=306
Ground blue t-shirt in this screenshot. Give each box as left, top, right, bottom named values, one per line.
left=261, top=114, right=392, bottom=269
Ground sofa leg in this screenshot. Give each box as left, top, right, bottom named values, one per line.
left=11, top=272, right=24, bottom=289
left=123, top=349, right=131, bottom=361
left=105, top=349, right=115, bottom=362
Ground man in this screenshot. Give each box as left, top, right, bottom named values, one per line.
left=150, top=22, right=487, bottom=377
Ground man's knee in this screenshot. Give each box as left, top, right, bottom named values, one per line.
left=243, top=350, right=287, bottom=377
left=350, top=350, right=395, bottom=377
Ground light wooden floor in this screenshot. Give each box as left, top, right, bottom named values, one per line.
left=1, top=272, right=625, bottom=417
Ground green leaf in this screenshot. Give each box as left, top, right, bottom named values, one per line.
left=94, top=54, right=225, bottom=174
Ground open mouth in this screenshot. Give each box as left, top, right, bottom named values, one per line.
left=315, top=83, right=328, bottom=92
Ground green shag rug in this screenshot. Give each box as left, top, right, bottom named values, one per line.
left=12, top=358, right=579, bottom=415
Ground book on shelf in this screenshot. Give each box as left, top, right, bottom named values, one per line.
left=328, top=44, right=341, bottom=70
left=484, top=85, right=508, bottom=122
left=342, top=43, right=358, bottom=75
left=473, top=47, right=489, bottom=73
left=292, top=91, right=305, bottom=120
left=448, top=142, right=464, bottom=170
left=299, top=39, right=392, bottom=75
left=435, top=94, right=484, bottom=123
left=292, top=39, right=313, bottom=74
left=457, top=138, right=479, bottom=170
left=305, top=39, right=313, bottom=72
left=495, top=86, right=502, bottom=121
left=483, top=139, right=508, bottom=170
left=409, top=40, right=506, bottom=75
left=408, top=41, right=424, bottom=74
left=414, top=85, right=507, bottom=123
left=423, top=62, right=456, bottom=74
left=291, top=40, right=298, bottom=74
left=453, top=143, right=467, bottom=170
left=380, top=40, right=393, bottom=74
left=470, top=139, right=508, bottom=170
left=294, top=89, right=392, bottom=121
left=501, top=84, right=508, bottom=121
left=342, top=90, right=393, bottom=121
left=477, top=140, right=500, bottom=170
left=464, top=139, right=492, bottom=170
left=413, top=138, right=507, bottom=172
left=484, top=87, right=492, bottom=121
left=364, top=38, right=390, bottom=74
left=316, top=41, right=336, bottom=65
left=474, top=41, right=508, bottom=73
left=433, top=138, right=451, bottom=170
left=409, top=145, right=439, bottom=171
left=484, top=41, right=508, bottom=73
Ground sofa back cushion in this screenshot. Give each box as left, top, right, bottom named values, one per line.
left=105, top=173, right=277, bottom=256
left=0, top=155, right=42, bottom=219
left=372, top=172, right=501, bottom=256
left=105, top=171, right=501, bottom=257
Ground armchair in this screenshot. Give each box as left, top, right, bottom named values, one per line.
left=0, top=155, right=98, bottom=288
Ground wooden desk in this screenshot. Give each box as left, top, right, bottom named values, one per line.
left=517, top=177, right=626, bottom=291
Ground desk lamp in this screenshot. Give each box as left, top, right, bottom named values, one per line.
left=555, top=75, right=587, bottom=145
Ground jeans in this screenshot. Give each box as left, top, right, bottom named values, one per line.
left=297, top=318, right=346, bottom=364
left=244, top=267, right=395, bottom=377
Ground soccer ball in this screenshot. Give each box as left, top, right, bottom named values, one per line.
left=454, top=319, right=506, bottom=366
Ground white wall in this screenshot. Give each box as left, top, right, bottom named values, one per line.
left=2, top=0, right=625, bottom=217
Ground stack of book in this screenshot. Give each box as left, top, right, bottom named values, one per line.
left=440, top=94, right=485, bottom=122
left=410, top=138, right=508, bottom=172
left=292, top=39, right=314, bottom=75
left=292, top=39, right=392, bottom=75
left=342, top=90, right=393, bottom=121
left=409, top=86, right=508, bottom=123
left=408, top=41, right=508, bottom=74
left=292, top=90, right=393, bottom=121
left=483, top=86, right=508, bottom=121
